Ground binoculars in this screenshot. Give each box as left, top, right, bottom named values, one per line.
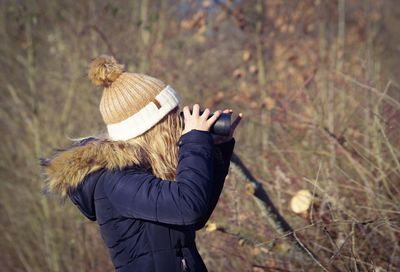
left=179, top=109, right=232, bottom=136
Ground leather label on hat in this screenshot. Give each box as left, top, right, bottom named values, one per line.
left=152, top=98, right=162, bottom=109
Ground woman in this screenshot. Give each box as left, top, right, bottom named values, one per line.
left=42, top=55, right=242, bottom=271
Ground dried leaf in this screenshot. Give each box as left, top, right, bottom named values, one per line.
left=245, top=183, right=255, bottom=195
left=202, top=0, right=211, bottom=8
left=233, top=68, right=245, bottom=79
left=249, top=65, right=258, bottom=74
left=205, top=222, right=217, bottom=232
left=264, top=97, right=276, bottom=111
left=272, top=241, right=291, bottom=253
left=242, top=50, right=251, bottom=62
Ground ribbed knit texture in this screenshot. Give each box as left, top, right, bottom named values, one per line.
left=88, top=55, right=180, bottom=139
left=99, top=73, right=167, bottom=124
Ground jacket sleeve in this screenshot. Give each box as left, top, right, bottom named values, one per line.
left=104, top=130, right=216, bottom=225
left=193, top=138, right=235, bottom=230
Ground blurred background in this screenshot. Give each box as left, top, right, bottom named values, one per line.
left=1, top=0, right=399, bottom=271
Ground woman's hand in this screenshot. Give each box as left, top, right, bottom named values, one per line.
left=181, top=104, right=221, bottom=135
left=212, top=109, right=243, bottom=144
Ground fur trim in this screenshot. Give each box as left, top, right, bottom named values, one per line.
left=41, top=137, right=149, bottom=198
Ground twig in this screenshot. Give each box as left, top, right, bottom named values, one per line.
left=80, top=25, right=116, bottom=57
left=329, top=230, right=354, bottom=263
left=338, top=72, right=400, bottom=110
left=293, top=232, right=330, bottom=272
left=310, top=163, right=322, bottom=224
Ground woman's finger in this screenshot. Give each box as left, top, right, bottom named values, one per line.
left=201, top=108, right=211, bottom=119
left=192, top=104, right=200, bottom=117
left=183, top=106, right=190, bottom=119
left=206, top=110, right=221, bottom=126
left=231, top=113, right=243, bottom=131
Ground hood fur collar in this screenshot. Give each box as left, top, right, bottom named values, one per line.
left=41, top=137, right=150, bottom=198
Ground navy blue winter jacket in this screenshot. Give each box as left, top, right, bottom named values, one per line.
left=44, top=130, right=235, bottom=271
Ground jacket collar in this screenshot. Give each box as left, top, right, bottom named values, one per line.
left=41, top=137, right=150, bottom=198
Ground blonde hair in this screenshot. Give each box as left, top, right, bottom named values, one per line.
left=41, top=109, right=182, bottom=198
left=126, top=107, right=183, bottom=181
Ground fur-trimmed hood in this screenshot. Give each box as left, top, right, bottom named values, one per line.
left=41, top=137, right=150, bottom=199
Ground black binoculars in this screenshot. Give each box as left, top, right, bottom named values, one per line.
left=179, top=109, right=232, bottom=136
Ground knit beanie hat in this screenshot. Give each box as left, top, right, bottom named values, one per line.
left=88, top=55, right=181, bottom=141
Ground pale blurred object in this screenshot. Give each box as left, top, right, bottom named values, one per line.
left=290, top=189, right=312, bottom=214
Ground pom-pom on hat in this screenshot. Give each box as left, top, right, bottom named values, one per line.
left=88, top=55, right=181, bottom=141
